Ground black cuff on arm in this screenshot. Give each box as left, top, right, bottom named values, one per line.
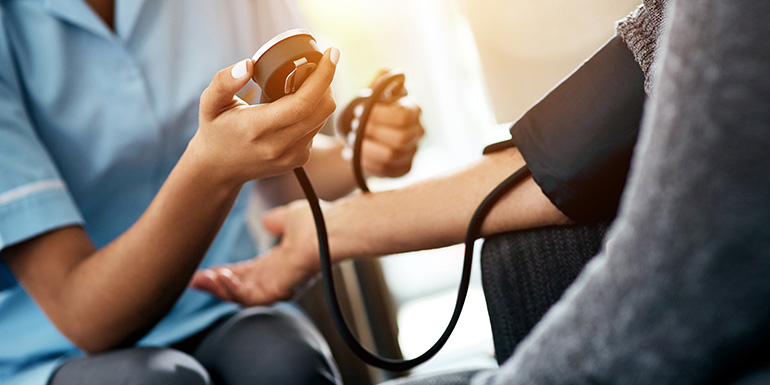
left=509, top=35, right=646, bottom=223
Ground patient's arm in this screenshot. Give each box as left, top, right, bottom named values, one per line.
left=305, top=147, right=569, bottom=259
left=191, top=146, right=570, bottom=305
left=190, top=36, right=647, bottom=306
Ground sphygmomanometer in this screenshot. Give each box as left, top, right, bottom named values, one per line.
left=250, top=30, right=645, bottom=371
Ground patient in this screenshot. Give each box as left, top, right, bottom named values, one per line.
left=194, top=0, right=770, bottom=383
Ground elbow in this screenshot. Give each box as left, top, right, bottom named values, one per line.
left=57, top=314, right=144, bottom=355
left=63, top=325, right=128, bottom=355
left=71, top=338, right=114, bottom=356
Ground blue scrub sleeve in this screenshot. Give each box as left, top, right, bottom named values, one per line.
left=507, top=36, right=647, bottom=222
left=0, top=17, right=83, bottom=254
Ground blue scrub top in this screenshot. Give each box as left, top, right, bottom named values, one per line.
left=0, top=1, right=304, bottom=383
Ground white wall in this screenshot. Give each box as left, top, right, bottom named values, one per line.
left=460, top=0, right=641, bottom=123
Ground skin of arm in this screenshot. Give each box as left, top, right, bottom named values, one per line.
left=256, top=95, right=424, bottom=206
left=191, top=146, right=571, bottom=305
left=1, top=50, right=339, bottom=354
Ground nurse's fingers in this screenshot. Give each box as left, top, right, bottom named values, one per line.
left=267, top=47, right=340, bottom=124
left=199, top=59, right=254, bottom=122
left=233, top=87, right=334, bottom=150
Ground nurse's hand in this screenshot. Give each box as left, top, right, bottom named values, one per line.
left=190, top=201, right=320, bottom=305
left=189, top=48, right=340, bottom=186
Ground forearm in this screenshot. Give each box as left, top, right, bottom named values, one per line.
left=324, top=147, right=570, bottom=261
left=9, top=148, right=242, bottom=353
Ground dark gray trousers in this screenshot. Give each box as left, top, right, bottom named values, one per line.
left=49, top=305, right=341, bottom=385
left=471, top=0, right=770, bottom=383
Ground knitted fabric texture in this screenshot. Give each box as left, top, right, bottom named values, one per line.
left=616, top=0, right=667, bottom=93
left=481, top=223, right=610, bottom=364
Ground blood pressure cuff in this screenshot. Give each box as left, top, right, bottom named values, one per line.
left=492, top=35, right=647, bottom=223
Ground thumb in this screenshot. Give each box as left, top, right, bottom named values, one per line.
left=200, top=58, right=254, bottom=121
left=262, top=205, right=288, bottom=236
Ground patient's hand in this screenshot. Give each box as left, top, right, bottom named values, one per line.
left=190, top=201, right=319, bottom=305
left=359, top=96, right=424, bottom=177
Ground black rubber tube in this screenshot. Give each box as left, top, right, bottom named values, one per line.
left=293, top=164, right=531, bottom=371
left=346, top=71, right=405, bottom=193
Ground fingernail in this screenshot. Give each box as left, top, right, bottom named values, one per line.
left=231, top=59, right=249, bottom=79
left=330, top=48, right=340, bottom=65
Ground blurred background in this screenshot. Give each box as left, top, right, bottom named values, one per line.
left=268, top=0, right=640, bottom=381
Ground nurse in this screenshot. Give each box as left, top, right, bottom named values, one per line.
left=0, top=1, right=423, bottom=384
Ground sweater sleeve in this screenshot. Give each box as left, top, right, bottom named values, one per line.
left=616, top=0, right=667, bottom=93
left=506, top=36, right=646, bottom=223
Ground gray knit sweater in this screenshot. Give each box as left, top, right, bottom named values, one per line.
left=473, top=0, right=770, bottom=383
left=616, top=0, right=667, bottom=92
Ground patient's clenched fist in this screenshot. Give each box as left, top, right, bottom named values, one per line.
left=361, top=97, right=424, bottom=177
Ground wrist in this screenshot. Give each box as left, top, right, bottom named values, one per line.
left=323, top=197, right=372, bottom=260
left=183, top=134, right=244, bottom=192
